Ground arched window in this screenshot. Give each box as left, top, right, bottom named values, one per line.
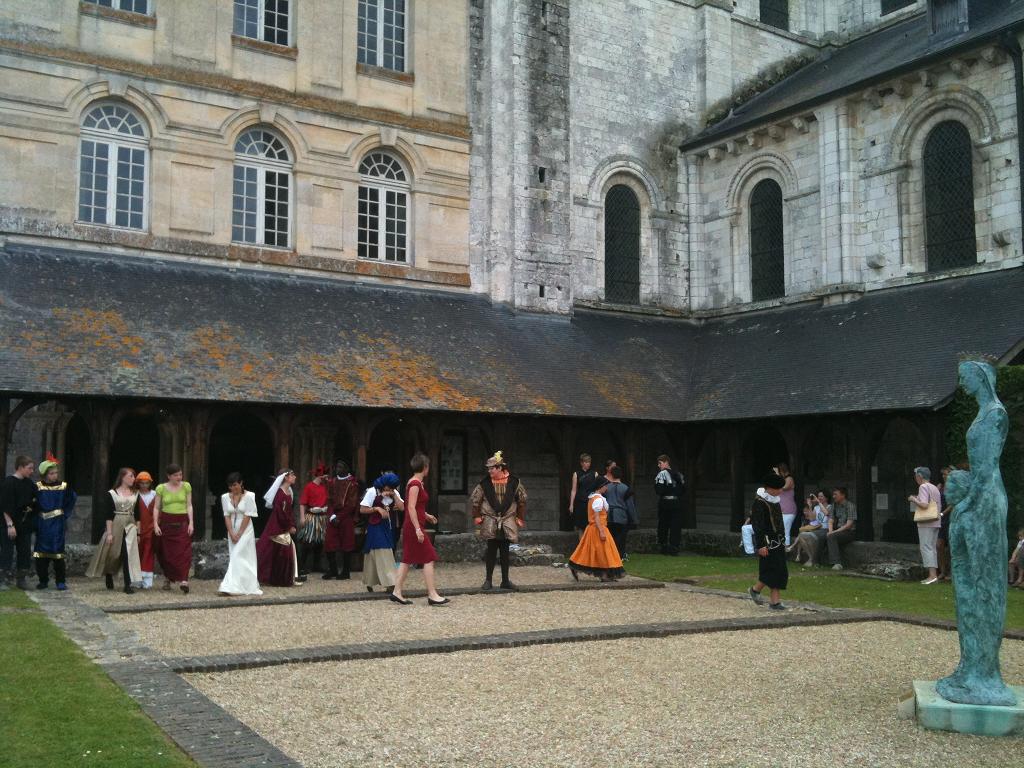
left=358, top=152, right=409, bottom=263
left=78, top=103, right=148, bottom=230
left=604, top=185, right=641, bottom=305
left=924, top=121, right=976, bottom=272
left=232, top=127, right=292, bottom=248
left=749, top=179, right=785, bottom=302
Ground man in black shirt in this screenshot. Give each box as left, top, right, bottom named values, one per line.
left=1, top=455, right=37, bottom=590
left=654, top=455, right=686, bottom=556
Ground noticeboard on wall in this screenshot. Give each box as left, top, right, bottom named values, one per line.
left=440, top=431, right=467, bottom=494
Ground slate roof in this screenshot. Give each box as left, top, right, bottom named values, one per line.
left=682, top=2, right=1024, bottom=150
left=0, top=243, right=1021, bottom=422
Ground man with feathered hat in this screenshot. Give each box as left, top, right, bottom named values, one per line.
left=33, top=452, right=77, bottom=590
left=470, top=451, right=527, bottom=590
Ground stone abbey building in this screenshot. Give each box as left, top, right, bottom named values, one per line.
left=0, top=0, right=1021, bottom=546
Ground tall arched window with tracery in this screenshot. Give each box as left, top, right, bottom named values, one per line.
left=749, top=178, right=785, bottom=302
left=604, top=185, right=641, bottom=305
left=232, top=127, right=292, bottom=248
left=358, top=152, right=409, bottom=263
left=923, top=120, right=977, bottom=272
left=78, top=103, right=149, bottom=230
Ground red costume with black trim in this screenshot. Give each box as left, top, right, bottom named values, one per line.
left=326, top=474, right=359, bottom=553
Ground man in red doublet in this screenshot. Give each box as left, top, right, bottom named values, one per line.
left=325, top=459, right=359, bottom=580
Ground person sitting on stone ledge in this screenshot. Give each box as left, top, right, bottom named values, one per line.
left=1009, top=528, right=1024, bottom=588
left=790, top=490, right=829, bottom=568
left=826, top=487, right=857, bottom=570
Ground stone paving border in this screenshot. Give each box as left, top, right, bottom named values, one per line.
left=102, top=579, right=662, bottom=615
left=31, top=590, right=301, bottom=768
left=168, top=610, right=885, bottom=674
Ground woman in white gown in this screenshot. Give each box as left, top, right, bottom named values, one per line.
left=218, top=472, right=262, bottom=596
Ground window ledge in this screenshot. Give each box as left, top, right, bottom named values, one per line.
left=231, top=34, right=297, bottom=60
left=79, top=2, right=156, bottom=29
left=357, top=62, right=415, bottom=85
left=75, top=220, right=147, bottom=235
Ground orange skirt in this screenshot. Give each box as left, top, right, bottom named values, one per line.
left=569, top=524, right=624, bottom=576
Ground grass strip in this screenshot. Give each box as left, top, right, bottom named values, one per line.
left=0, top=592, right=197, bottom=768
left=626, top=554, right=1024, bottom=630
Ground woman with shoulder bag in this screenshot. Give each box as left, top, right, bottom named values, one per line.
left=909, top=466, right=942, bottom=585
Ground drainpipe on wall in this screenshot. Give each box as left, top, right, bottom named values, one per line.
left=1000, top=31, right=1024, bottom=240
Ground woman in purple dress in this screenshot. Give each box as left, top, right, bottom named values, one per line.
left=256, top=469, right=303, bottom=587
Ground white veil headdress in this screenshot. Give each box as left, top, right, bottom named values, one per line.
left=263, top=471, right=290, bottom=509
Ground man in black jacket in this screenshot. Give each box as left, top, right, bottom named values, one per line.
left=1, top=455, right=37, bottom=590
left=654, top=455, right=685, bottom=556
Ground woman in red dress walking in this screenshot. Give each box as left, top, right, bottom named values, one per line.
left=391, top=453, right=448, bottom=606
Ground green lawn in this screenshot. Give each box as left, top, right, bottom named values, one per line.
left=0, top=589, right=196, bottom=768
left=625, top=554, right=1024, bottom=630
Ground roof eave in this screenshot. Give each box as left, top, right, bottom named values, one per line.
left=679, top=18, right=1024, bottom=154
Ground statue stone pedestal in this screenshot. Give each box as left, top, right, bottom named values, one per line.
left=900, top=681, right=1024, bottom=737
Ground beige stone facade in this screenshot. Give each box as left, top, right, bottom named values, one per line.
left=0, top=0, right=471, bottom=287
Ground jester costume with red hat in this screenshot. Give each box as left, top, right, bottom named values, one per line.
left=296, top=461, right=330, bottom=577
left=33, top=453, right=77, bottom=590
left=325, top=459, right=360, bottom=580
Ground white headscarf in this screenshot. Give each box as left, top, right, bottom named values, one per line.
left=756, top=487, right=781, bottom=504
left=263, top=472, right=289, bottom=509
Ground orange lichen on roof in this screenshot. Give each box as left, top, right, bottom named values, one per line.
left=530, top=396, right=560, bottom=414
left=582, top=370, right=646, bottom=415
left=190, top=325, right=238, bottom=368
left=51, top=308, right=146, bottom=360
left=300, top=334, right=491, bottom=411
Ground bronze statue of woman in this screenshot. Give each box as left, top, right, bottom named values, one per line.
left=936, top=359, right=1016, bottom=706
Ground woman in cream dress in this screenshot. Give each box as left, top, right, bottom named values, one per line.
left=86, top=467, right=142, bottom=594
left=218, top=472, right=262, bottom=596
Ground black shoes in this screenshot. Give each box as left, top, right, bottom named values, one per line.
left=427, top=597, right=450, bottom=606
left=389, top=594, right=412, bottom=605
left=322, top=572, right=337, bottom=580
left=569, top=564, right=579, bottom=582
left=499, top=581, right=518, bottom=591
left=366, top=586, right=374, bottom=592
left=338, top=572, right=351, bottom=581
left=481, top=579, right=493, bottom=591
left=36, top=581, right=47, bottom=590
left=124, top=585, right=135, bottom=595
left=105, top=574, right=114, bottom=590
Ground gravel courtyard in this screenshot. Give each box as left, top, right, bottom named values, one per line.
left=189, top=622, right=1024, bottom=768
left=114, top=583, right=766, bottom=656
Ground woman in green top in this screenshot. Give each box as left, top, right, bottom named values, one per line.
left=153, top=464, right=194, bottom=593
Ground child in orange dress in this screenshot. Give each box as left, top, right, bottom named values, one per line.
left=568, top=476, right=624, bottom=582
